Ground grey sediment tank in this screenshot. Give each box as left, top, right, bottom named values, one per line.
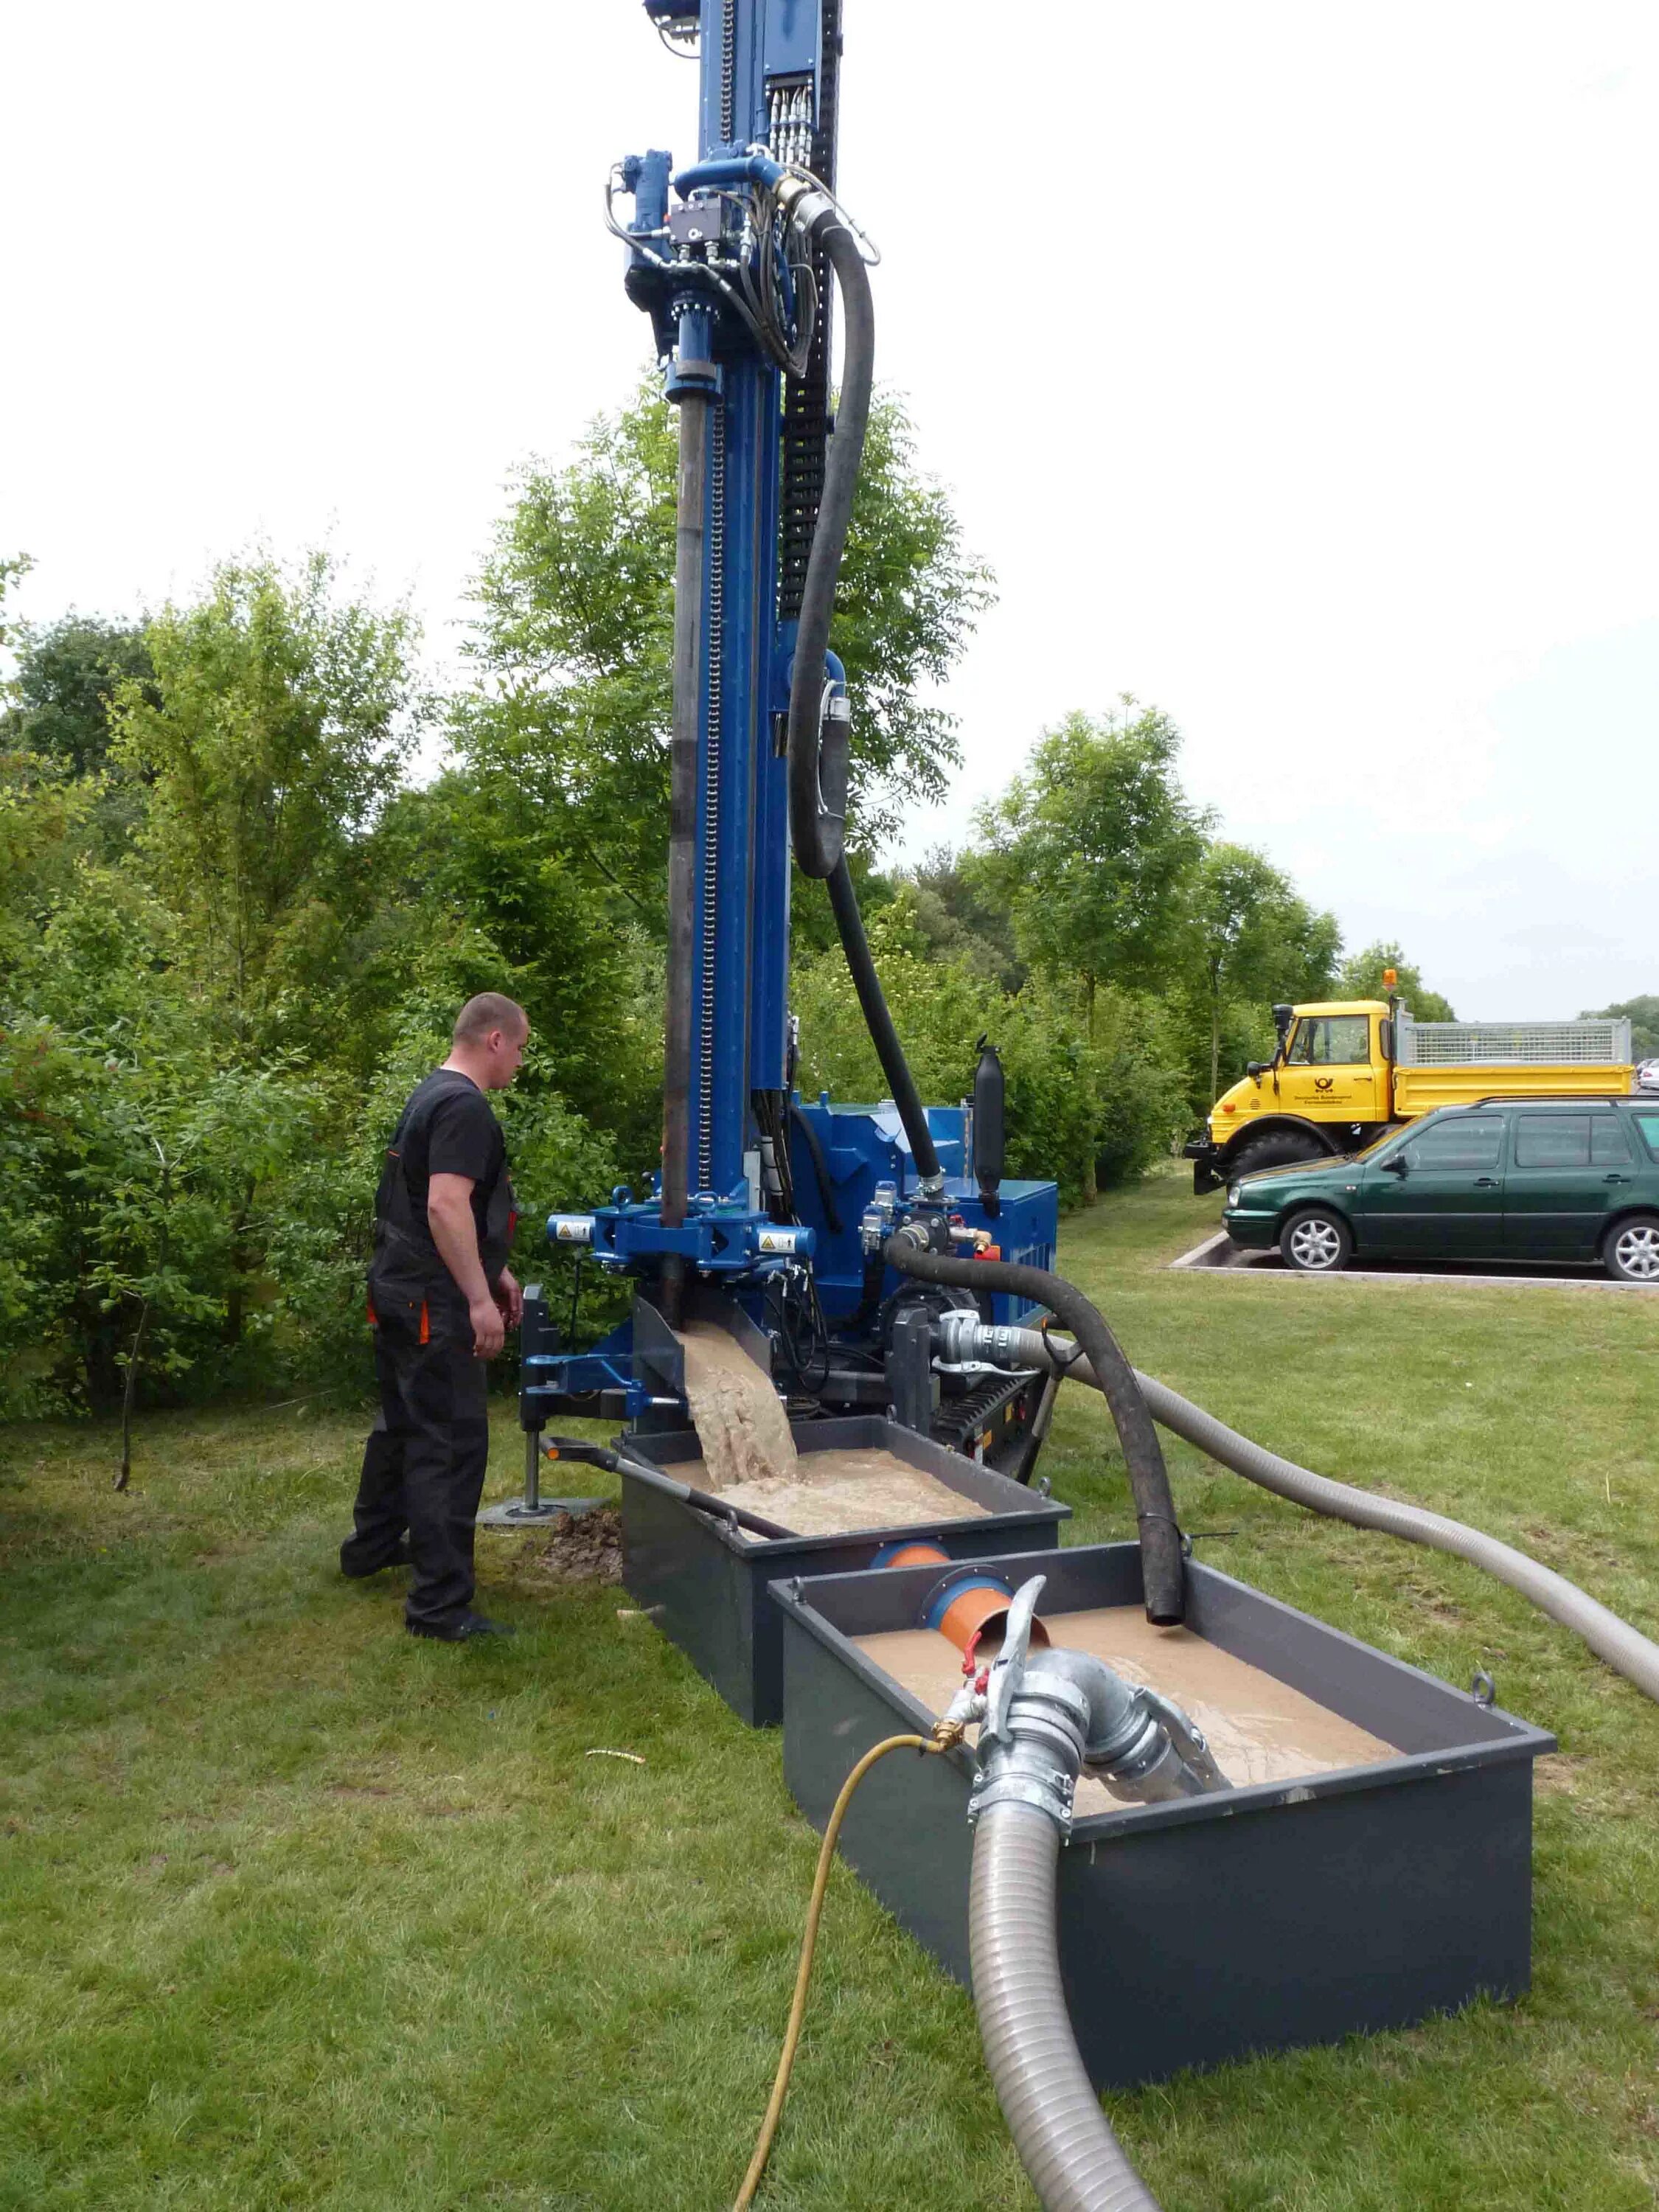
left=773, top=1541, right=1553, bottom=2087
left=622, top=1419, right=1068, bottom=1725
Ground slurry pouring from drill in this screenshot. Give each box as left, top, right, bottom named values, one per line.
left=501, top=7, right=1659, bottom=2207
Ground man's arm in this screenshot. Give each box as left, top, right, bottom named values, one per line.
left=427, top=1173, right=505, bottom=1359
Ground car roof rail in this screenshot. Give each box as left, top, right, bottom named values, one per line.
left=1464, top=1095, right=1630, bottom=1109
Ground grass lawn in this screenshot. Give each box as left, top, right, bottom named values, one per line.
left=3, top=1166, right=1657, bottom=2210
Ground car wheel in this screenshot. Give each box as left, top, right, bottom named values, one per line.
left=1604, top=1214, right=1659, bottom=1283
left=1229, top=1130, right=1329, bottom=1180
left=1280, top=1206, right=1353, bottom=1273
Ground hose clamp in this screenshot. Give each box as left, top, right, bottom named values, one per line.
left=972, top=1671, right=1088, bottom=1837
left=968, top=1767, right=1077, bottom=1836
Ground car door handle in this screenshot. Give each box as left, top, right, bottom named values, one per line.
left=1604, top=1174, right=1630, bottom=1184
left=1474, top=1177, right=1498, bottom=1188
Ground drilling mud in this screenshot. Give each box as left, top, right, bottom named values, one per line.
left=706, top=1447, right=992, bottom=1540
left=672, top=1321, right=991, bottom=1537
left=855, top=1604, right=1396, bottom=1797
left=675, top=1321, right=799, bottom=1491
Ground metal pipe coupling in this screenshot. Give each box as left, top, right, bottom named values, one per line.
left=969, top=1578, right=1228, bottom=1832
left=969, top=1671, right=1088, bottom=1837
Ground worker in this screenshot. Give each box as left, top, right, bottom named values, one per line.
left=340, top=993, right=528, bottom=1640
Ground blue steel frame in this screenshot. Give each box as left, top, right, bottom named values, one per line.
left=619, top=0, right=822, bottom=1233
left=518, top=3, right=1060, bottom=1434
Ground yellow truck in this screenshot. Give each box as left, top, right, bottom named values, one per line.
left=1185, top=1001, right=1635, bottom=1193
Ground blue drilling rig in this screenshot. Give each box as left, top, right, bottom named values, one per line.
left=515, top=0, right=1062, bottom=1481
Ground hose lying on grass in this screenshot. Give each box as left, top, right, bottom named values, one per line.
left=732, top=1725, right=961, bottom=2210
left=983, top=1324, right=1659, bottom=1709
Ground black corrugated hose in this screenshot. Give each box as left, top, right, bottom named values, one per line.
left=827, top=859, right=942, bottom=1185
left=884, top=1239, right=1186, bottom=1625
left=780, top=201, right=943, bottom=1191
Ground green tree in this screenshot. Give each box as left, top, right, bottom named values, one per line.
left=833, top=396, right=996, bottom=844
left=110, top=550, right=426, bottom=1060
left=898, top=843, right=1023, bottom=988
left=790, top=894, right=1187, bottom=1206
left=1581, top=996, right=1659, bottom=1059
left=1336, top=939, right=1455, bottom=1022
left=437, top=379, right=995, bottom=1173
left=3, top=614, right=156, bottom=776
left=1189, top=843, right=1340, bottom=1099
left=971, top=701, right=1212, bottom=1036
left=0, top=552, right=32, bottom=652
left=453, top=378, right=992, bottom=887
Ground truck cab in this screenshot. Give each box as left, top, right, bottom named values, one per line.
left=1186, top=1001, right=1635, bottom=1196
left=1186, top=1002, right=1392, bottom=1194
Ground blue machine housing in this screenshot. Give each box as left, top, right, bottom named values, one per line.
left=518, top=1090, right=1059, bottom=1430
left=789, top=1097, right=1057, bottom=1328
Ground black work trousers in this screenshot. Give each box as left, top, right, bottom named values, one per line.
left=342, top=1290, right=490, bottom=1631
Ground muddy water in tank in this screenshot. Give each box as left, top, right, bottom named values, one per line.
left=855, top=1607, right=1397, bottom=1796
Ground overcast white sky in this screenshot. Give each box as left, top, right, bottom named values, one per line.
left=4, top=2, right=1657, bottom=1018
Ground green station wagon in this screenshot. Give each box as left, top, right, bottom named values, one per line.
left=1222, top=1098, right=1659, bottom=1279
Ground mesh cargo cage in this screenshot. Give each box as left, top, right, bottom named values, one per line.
left=1397, top=1012, right=1632, bottom=1065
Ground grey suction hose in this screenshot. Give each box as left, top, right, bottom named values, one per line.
left=1131, top=1366, right=1659, bottom=1706
left=984, top=1326, right=1659, bottom=1705
left=888, top=1242, right=1186, bottom=1623
left=971, top=1803, right=1160, bottom=2212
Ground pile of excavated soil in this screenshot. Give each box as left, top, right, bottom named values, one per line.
left=527, top=1506, right=623, bottom=1585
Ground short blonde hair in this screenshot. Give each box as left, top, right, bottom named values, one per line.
left=453, top=992, right=528, bottom=1045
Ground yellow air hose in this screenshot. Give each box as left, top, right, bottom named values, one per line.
left=733, top=1720, right=966, bottom=2210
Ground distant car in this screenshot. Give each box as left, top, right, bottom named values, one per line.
left=1222, top=1098, right=1659, bottom=1280
left=1635, top=1059, right=1659, bottom=1093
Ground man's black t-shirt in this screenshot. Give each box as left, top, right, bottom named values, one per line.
left=377, top=1071, right=512, bottom=1288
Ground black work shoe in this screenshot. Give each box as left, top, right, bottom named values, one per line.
left=406, top=1612, right=518, bottom=1643
left=341, top=1541, right=412, bottom=1579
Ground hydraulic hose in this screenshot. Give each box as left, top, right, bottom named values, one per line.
left=829, top=860, right=942, bottom=1186
left=773, top=195, right=942, bottom=1188
left=786, top=215, right=872, bottom=881
left=886, top=1244, right=1184, bottom=1624
left=787, top=1102, right=844, bottom=1234
left=970, top=1801, right=1160, bottom=2212
left=981, top=1326, right=1659, bottom=1708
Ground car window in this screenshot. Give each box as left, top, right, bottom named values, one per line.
left=1591, top=1119, right=1632, bottom=1165
left=1400, top=1117, right=1503, bottom=1171
left=1287, top=1015, right=1371, bottom=1065
left=1514, top=1116, right=1594, bottom=1169
left=1634, top=1113, right=1659, bottom=1157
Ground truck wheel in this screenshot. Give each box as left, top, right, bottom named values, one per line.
left=1230, top=1130, right=1329, bottom=1180
left=1280, top=1207, right=1352, bottom=1273
left=1604, top=1215, right=1659, bottom=1283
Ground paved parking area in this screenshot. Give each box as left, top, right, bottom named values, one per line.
left=1171, top=1229, right=1658, bottom=1292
